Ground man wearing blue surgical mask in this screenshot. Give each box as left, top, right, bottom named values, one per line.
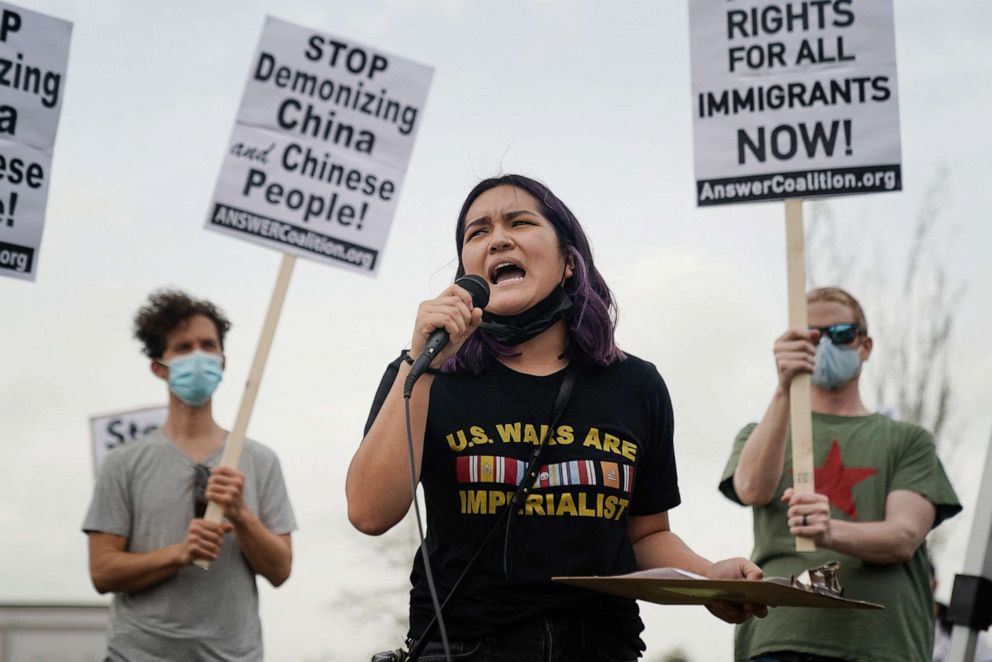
left=83, top=290, right=296, bottom=661
left=719, top=287, right=961, bottom=662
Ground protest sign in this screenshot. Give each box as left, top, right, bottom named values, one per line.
left=689, top=0, right=901, bottom=206
left=199, top=19, right=433, bottom=566
left=89, top=405, right=167, bottom=477
left=687, top=1, right=903, bottom=549
left=206, top=16, right=433, bottom=275
left=0, top=2, right=71, bottom=281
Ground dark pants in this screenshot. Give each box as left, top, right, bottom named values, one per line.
left=752, top=653, right=851, bottom=662
left=413, top=616, right=638, bottom=662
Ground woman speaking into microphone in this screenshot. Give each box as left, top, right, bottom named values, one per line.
left=347, top=175, right=764, bottom=661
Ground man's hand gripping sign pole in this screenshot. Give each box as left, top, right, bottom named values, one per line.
left=197, top=16, right=433, bottom=567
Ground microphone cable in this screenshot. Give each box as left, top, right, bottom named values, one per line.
left=403, top=392, right=452, bottom=662
left=400, top=275, right=488, bottom=662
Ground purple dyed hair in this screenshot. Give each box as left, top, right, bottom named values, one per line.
left=444, top=174, right=625, bottom=374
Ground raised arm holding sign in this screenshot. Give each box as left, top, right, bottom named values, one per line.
left=717, top=287, right=962, bottom=662
left=689, top=2, right=967, bottom=660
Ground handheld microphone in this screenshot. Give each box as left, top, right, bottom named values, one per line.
left=404, top=275, right=490, bottom=397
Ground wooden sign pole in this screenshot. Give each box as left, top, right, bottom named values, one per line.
left=196, top=253, right=297, bottom=569
left=785, top=199, right=817, bottom=552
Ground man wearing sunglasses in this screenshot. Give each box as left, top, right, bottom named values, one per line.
left=82, top=290, right=296, bottom=662
left=719, top=287, right=960, bottom=662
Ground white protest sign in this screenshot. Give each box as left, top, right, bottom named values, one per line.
left=89, top=405, right=167, bottom=477
left=206, top=16, right=433, bottom=275
left=0, top=2, right=71, bottom=281
left=689, top=0, right=901, bottom=206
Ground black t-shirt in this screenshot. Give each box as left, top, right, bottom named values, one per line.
left=364, top=353, right=681, bottom=652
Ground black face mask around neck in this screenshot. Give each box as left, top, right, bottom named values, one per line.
left=479, top=285, right=573, bottom=346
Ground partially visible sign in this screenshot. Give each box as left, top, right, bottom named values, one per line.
left=206, top=16, right=433, bottom=275
left=688, top=0, right=901, bottom=206
left=89, top=405, right=167, bottom=476
left=0, top=2, right=72, bottom=281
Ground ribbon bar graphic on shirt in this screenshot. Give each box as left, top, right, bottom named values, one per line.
left=456, top=455, right=634, bottom=494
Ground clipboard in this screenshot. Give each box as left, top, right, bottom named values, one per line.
left=553, top=567, right=883, bottom=610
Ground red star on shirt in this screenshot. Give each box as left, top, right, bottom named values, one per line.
left=814, top=439, right=878, bottom=520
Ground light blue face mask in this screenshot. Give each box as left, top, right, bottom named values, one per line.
left=164, top=351, right=223, bottom=406
left=811, top=337, right=861, bottom=390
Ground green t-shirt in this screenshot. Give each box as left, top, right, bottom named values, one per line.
left=719, top=412, right=961, bottom=662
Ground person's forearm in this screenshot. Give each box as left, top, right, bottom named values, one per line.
left=232, top=513, right=292, bottom=586
left=826, top=519, right=922, bottom=564
left=734, top=387, right=791, bottom=505
left=346, top=362, right=433, bottom=535
left=633, top=530, right=712, bottom=574
left=91, top=546, right=183, bottom=594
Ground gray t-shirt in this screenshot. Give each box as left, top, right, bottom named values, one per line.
left=83, top=430, right=296, bottom=661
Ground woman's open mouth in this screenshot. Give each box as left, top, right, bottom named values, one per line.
left=489, top=261, right=526, bottom=286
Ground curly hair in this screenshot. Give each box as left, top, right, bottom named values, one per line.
left=133, top=289, right=232, bottom=359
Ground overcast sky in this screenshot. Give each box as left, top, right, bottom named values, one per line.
left=2, top=1, right=991, bottom=660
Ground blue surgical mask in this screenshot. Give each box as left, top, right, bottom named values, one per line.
left=164, top=351, right=223, bottom=406
left=811, top=338, right=861, bottom=390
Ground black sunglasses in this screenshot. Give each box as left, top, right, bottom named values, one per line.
left=809, top=323, right=865, bottom=345
left=193, top=464, right=211, bottom=518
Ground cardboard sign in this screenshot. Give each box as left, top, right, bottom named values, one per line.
left=206, top=16, right=433, bottom=275
left=89, top=405, right=167, bottom=477
left=0, top=2, right=71, bottom=281
left=688, top=0, right=901, bottom=206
